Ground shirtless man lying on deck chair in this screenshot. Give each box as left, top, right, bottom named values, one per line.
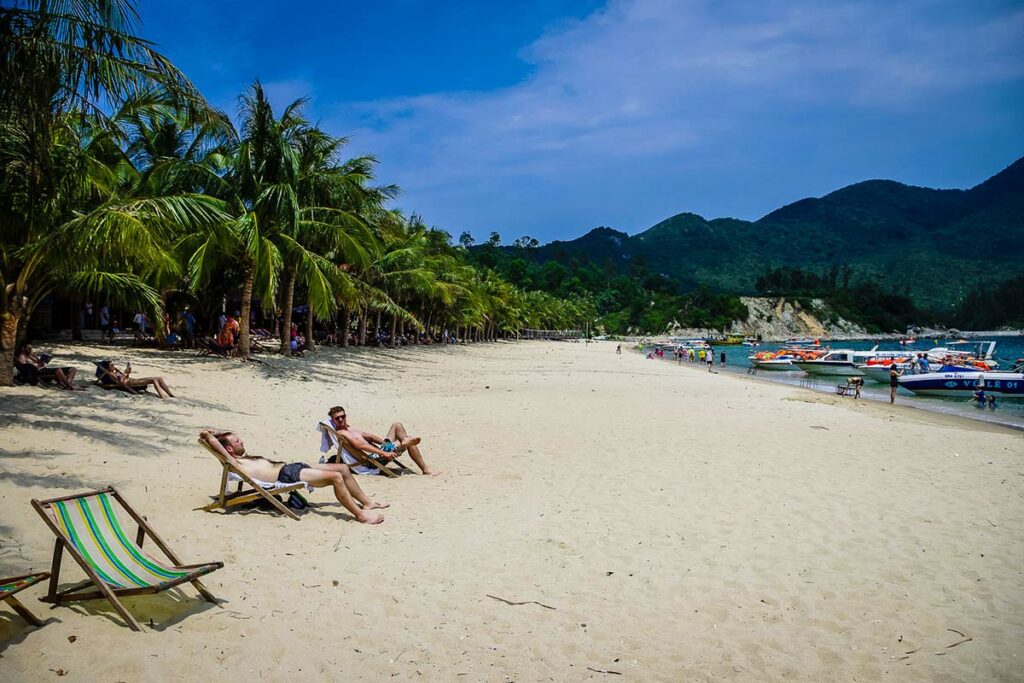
left=199, top=430, right=388, bottom=524
left=324, top=406, right=443, bottom=477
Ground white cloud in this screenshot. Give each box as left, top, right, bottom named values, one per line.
left=322, top=0, right=1024, bottom=234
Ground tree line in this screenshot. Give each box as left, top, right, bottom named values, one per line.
left=0, top=1, right=595, bottom=385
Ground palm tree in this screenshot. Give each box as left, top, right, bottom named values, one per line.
left=0, top=0, right=203, bottom=384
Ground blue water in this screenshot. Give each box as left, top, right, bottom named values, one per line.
left=651, top=336, right=1024, bottom=429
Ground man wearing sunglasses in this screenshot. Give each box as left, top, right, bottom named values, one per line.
left=322, top=407, right=443, bottom=477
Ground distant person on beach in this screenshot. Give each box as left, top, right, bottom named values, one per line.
left=720, top=351, right=726, bottom=367
left=95, top=360, right=176, bottom=398
left=971, top=387, right=996, bottom=408
left=99, top=304, right=111, bottom=340
left=707, top=349, right=714, bottom=371
left=616, top=344, right=622, bottom=355
left=322, top=406, right=443, bottom=477
left=15, top=342, right=81, bottom=390
left=917, top=353, right=930, bottom=373
left=199, top=430, right=386, bottom=524
left=889, top=365, right=903, bottom=404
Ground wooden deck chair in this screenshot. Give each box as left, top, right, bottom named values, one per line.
left=318, top=423, right=410, bottom=478
left=31, top=488, right=223, bottom=632
left=92, top=361, right=144, bottom=394
left=196, top=439, right=305, bottom=520
left=1, top=571, right=50, bottom=627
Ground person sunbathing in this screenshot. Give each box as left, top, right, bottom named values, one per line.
left=95, top=360, right=175, bottom=398
left=199, top=430, right=386, bottom=524
left=15, top=343, right=82, bottom=390
left=322, top=406, right=443, bottom=477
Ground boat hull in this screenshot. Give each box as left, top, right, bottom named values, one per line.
left=754, top=359, right=802, bottom=371
left=978, top=373, right=1024, bottom=398
left=899, top=372, right=983, bottom=396
left=792, top=361, right=863, bottom=377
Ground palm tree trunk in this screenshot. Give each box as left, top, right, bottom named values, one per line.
left=279, top=269, right=297, bottom=355
left=340, top=308, right=350, bottom=347
left=389, top=314, right=398, bottom=348
left=358, top=308, right=367, bottom=346
left=71, top=295, right=83, bottom=341
left=306, top=308, right=316, bottom=351
left=0, top=309, right=21, bottom=386
left=238, top=266, right=255, bottom=359
left=398, top=318, right=405, bottom=344
left=374, top=310, right=382, bottom=345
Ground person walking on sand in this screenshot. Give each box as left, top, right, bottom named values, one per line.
left=199, top=430, right=387, bottom=524
left=323, top=406, right=443, bottom=477
left=889, top=365, right=903, bottom=404
left=616, top=344, right=622, bottom=355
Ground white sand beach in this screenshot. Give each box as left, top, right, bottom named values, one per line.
left=0, top=340, right=1021, bottom=681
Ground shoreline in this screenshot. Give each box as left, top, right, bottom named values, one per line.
left=638, top=346, right=1024, bottom=434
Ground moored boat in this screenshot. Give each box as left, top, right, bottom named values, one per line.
left=793, top=347, right=906, bottom=377
left=897, top=365, right=986, bottom=396
left=749, top=346, right=826, bottom=371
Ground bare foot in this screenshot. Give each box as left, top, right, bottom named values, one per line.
left=366, top=500, right=390, bottom=509
left=394, top=436, right=421, bottom=453
left=356, top=511, right=384, bottom=524
left=421, top=469, right=445, bottom=478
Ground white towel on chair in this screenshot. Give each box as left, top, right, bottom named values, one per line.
left=226, top=471, right=312, bottom=493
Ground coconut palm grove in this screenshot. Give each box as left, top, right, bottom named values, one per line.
left=0, top=0, right=596, bottom=385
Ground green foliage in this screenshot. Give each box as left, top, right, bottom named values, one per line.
left=754, top=266, right=925, bottom=332
left=518, top=160, right=1024, bottom=314
left=952, top=273, right=1024, bottom=330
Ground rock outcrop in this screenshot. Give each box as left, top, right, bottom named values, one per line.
left=664, top=297, right=869, bottom=341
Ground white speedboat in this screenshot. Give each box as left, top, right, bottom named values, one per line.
left=793, top=347, right=906, bottom=377
left=858, top=361, right=917, bottom=383
left=752, top=355, right=802, bottom=371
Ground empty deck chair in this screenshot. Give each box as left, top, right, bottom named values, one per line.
left=31, top=488, right=223, bottom=632
left=317, top=422, right=410, bottom=478
left=197, top=439, right=309, bottom=520
left=1, top=571, right=50, bottom=627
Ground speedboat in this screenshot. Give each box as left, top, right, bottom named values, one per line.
left=976, top=360, right=1024, bottom=398
left=793, top=347, right=906, bottom=377
left=749, top=346, right=826, bottom=371
left=897, top=365, right=985, bottom=396
left=858, top=360, right=916, bottom=383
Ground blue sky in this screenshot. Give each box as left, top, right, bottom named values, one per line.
left=139, top=0, right=1024, bottom=243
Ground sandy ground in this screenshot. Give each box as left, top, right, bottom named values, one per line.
left=0, top=340, right=1021, bottom=682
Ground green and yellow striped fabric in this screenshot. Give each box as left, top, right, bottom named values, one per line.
left=0, top=576, right=37, bottom=596
left=50, top=493, right=191, bottom=589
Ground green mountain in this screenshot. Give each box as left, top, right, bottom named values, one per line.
left=526, top=156, right=1024, bottom=310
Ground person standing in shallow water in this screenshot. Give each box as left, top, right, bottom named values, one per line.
left=889, top=365, right=903, bottom=404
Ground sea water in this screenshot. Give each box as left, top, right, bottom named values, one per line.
left=651, top=336, right=1024, bottom=430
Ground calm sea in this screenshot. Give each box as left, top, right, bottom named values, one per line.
left=651, top=336, right=1024, bottom=430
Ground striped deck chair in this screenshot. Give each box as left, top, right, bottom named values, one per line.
left=196, top=439, right=307, bottom=520
left=31, top=488, right=223, bottom=632
left=1, top=571, right=50, bottom=627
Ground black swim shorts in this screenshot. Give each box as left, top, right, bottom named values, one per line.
left=278, top=462, right=310, bottom=484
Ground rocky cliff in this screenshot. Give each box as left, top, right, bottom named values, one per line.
left=664, top=297, right=869, bottom=341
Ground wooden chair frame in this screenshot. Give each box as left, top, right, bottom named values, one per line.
left=92, top=361, right=145, bottom=394
left=1, top=571, right=50, bottom=627
left=31, top=487, right=222, bottom=632
left=318, top=423, right=410, bottom=478
left=196, top=439, right=303, bottom=520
